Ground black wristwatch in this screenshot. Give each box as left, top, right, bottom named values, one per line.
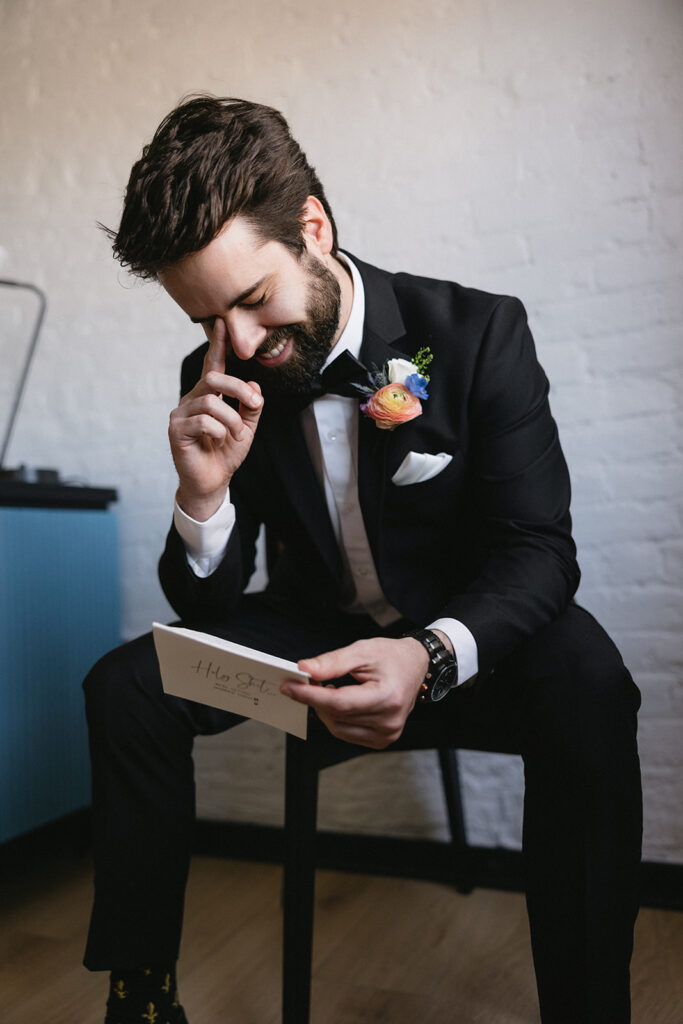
left=404, top=628, right=459, bottom=702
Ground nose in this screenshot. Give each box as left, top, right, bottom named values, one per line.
left=223, top=311, right=267, bottom=361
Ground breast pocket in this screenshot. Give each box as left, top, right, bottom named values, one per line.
left=386, top=450, right=465, bottom=526
left=391, top=449, right=464, bottom=490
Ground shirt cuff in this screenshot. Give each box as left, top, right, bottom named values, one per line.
left=428, top=617, right=478, bottom=685
left=173, top=490, right=236, bottom=579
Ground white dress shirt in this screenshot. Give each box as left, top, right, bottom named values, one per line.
left=174, top=254, right=478, bottom=684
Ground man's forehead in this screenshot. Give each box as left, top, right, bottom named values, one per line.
left=169, top=216, right=271, bottom=273
left=158, top=220, right=285, bottom=316
left=195, top=218, right=268, bottom=270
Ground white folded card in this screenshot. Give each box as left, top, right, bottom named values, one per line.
left=152, top=622, right=310, bottom=739
left=391, top=451, right=453, bottom=486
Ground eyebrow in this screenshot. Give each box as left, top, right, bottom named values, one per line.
left=188, top=276, right=269, bottom=323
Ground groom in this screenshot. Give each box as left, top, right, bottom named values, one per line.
left=85, top=95, right=642, bottom=1024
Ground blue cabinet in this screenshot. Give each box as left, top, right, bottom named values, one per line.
left=0, top=489, right=120, bottom=842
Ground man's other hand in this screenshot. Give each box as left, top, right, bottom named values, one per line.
left=169, top=319, right=264, bottom=521
left=281, top=637, right=430, bottom=749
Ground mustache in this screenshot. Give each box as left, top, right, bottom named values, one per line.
left=256, top=324, right=300, bottom=358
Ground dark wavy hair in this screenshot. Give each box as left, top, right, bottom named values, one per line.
left=106, top=95, right=338, bottom=279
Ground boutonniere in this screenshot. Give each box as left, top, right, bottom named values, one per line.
left=356, top=348, right=433, bottom=430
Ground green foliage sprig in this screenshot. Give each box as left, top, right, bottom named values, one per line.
left=413, top=347, right=433, bottom=381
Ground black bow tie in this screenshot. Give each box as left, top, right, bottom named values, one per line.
left=268, top=349, right=373, bottom=416
left=317, top=349, right=373, bottom=398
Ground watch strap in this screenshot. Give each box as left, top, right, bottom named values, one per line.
left=404, top=627, right=458, bottom=702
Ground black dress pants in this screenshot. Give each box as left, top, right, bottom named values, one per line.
left=82, top=597, right=642, bottom=1024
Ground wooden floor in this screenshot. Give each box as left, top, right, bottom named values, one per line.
left=1, top=851, right=682, bottom=1024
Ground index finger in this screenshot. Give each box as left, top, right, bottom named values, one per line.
left=281, top=677, right=377, bottom=715
left=202, top=318, right=227, bottom=375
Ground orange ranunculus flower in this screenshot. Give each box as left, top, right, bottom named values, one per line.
left=361, top=383, right=422, bottom=430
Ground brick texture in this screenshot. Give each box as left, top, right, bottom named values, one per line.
left=1, top=0, right=681, bottom=863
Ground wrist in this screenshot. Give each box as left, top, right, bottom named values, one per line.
left=399, top=637, right=431, bottom=698
left=401, top=636, right=431, bottom=675
left=176, top=486, right=229, bottom=523
left=431, top=628, right=454, bottom=656
left=402, top=628, right=459, bottom=703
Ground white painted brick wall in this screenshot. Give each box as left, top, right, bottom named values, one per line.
left=1, top=0, right=681, bottom=863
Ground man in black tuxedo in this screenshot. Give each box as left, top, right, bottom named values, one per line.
left=84, top=96, right=642, bottom=1024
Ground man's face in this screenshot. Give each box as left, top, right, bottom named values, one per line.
left=159, top=217, right=342, bottom=395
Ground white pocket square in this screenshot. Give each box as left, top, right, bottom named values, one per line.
left=391, top=451, right=453, bottom=486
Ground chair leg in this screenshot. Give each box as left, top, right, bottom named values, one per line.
left=283, top=733, right=319, bottom=1024
left=438, top=747, right=474, bottom=894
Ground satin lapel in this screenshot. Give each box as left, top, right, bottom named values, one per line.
left=356, top=328, right=398, bottom=556
left=354, top=259, right=411, bottom=567
left=261, top=407, right=342, bottom=579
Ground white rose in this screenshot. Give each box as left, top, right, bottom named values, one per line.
left=386, top=358, right=419, bottom=384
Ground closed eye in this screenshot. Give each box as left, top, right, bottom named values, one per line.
left=239, top=295, right=266, bottom=309
left=191, top=293, right=267, bottom=329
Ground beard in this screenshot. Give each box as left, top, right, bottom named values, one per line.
left=247, top=254, right=342, bottom=397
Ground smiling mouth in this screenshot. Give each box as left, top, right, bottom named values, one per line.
left=256, top=336, right=292, bottom=365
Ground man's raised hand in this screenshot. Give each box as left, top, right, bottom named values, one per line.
left=169, top=319, right=263, bottom=521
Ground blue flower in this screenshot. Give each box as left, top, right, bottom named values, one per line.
left=404, top=373, right=429, bottom=400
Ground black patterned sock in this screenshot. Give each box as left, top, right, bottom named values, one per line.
left=104, top=965, right=188, bottom=1023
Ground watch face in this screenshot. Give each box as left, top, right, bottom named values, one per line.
left=430, top=664, right=458, bottom=701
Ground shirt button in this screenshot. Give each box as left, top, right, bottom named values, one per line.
left=342, top=503, right=354, bottom=515
left=327, top=430, right=338, bottom=441
left=356, top=566, right=369, bottom=577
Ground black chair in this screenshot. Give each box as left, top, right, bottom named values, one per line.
left=281, top=715, right=476, bottom=1024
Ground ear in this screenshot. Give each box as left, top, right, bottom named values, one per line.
left=300, top=195, right=334, bottom=257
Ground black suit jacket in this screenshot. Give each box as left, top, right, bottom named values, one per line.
left=159, top=255, right=580, bottom=679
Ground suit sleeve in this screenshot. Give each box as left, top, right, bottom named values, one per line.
left=440, top=296, right=580, bottom=677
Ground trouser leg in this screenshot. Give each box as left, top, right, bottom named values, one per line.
left=83, top=627, right=243, bottom=969
left=82, top=597, right=374, bottom=971
left=492, top=605, right=642, bottom=1024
